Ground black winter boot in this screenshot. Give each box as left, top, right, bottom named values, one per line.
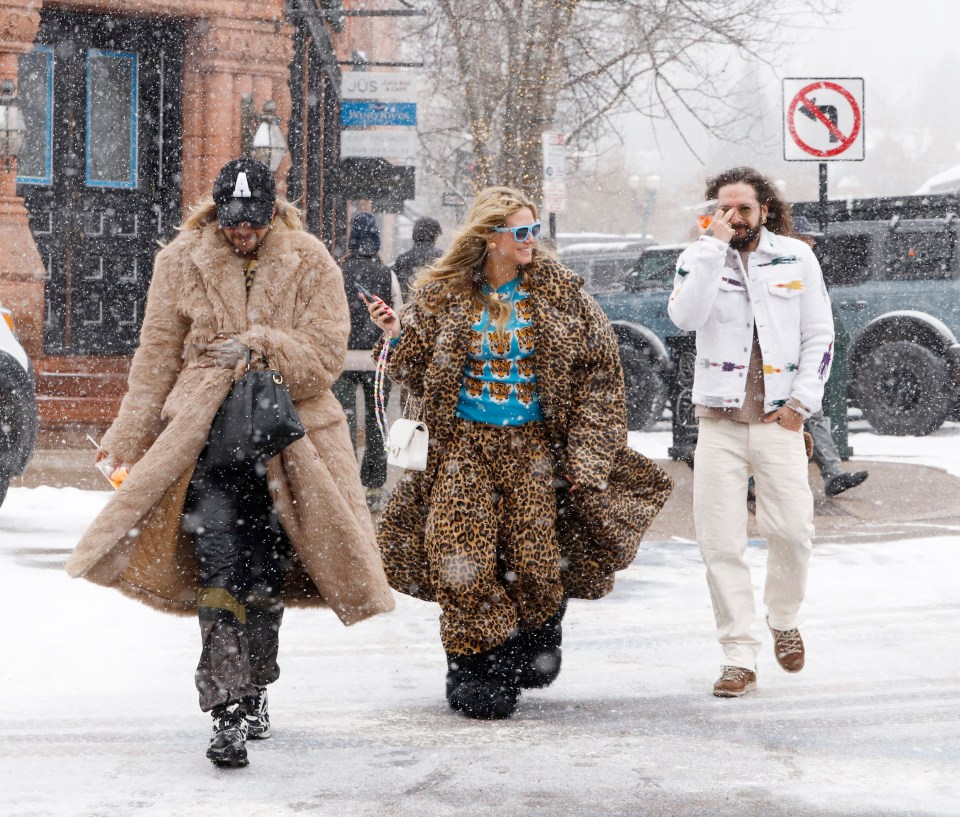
left=445, top=636, right=523, bottom=720
left=518, top=597, right=567, bottom=689
left=206, top=702, right=249, bottom=768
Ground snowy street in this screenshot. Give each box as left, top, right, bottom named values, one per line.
left=3, top=0, right=959, bottom=813
left=2, top=425, right=959, bottom=817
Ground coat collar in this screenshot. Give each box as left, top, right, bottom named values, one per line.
left=724, top=228, right=807, bottom=274
left=746, top=227, right=801, bottom=263
left=521, top=255, right=584, bottom=311
left=417, top=255, right=582, bottom=314
left=188, top=223, right=302, bottom=333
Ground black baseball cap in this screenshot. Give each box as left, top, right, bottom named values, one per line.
left=212, top=157, right=276, bottom=227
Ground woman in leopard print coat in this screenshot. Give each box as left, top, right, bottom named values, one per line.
left=365, top=187, right=672, bottom=719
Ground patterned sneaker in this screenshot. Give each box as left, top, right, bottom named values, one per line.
left=769, top=624, right=805, bottom=673
left=207, top=702, right=249, bottom=767
left=713, top=666, right=758, bottom=698
left=244, top=686, right=271, bottom=739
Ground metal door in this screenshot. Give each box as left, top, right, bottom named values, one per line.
left=16, top=10, right=184, bottom=355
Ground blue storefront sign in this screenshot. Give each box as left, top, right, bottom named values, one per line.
left=340, top=101, right=417, bottom=128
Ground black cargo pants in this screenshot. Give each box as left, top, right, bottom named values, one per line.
left=332, top=370, right=391, bottom=489
left=182, top=451, right=292, bottom=712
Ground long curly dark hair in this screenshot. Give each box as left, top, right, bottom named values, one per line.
left=705, top=167, right=794, bottom=237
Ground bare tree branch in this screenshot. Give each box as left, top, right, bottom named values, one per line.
left=406, top=0, right=844, bottom=196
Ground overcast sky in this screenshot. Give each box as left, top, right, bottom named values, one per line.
left=792, top=0, right=959, bottom=183
left=797, top=0, right=956, bottom=83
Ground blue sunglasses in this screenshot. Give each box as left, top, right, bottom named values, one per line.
left=491, top=221, right=542, bottom=242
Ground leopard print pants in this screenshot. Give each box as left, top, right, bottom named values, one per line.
left=426, top=418, right=565, bottom=655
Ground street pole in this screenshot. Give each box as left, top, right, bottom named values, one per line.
left=815, top=160, right=851, bottom=458
left=549, top=212, right=556, bottom=242
left=819, top=162, right=828, bottom=234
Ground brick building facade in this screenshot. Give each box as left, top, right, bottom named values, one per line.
left=0, top=0, right=398, bottom=444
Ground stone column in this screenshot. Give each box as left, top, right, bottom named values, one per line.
left=0, top=0, right=44, bottom=357
left=181, top=15, right=294, bottom=207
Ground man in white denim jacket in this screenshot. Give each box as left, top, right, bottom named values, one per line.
left=668, top=167, right=834, bottom=698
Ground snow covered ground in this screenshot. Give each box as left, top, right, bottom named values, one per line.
left=2, top=425, right=959, bottom=817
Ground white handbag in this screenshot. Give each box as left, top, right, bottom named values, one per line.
left=386, top=418, right=429, bottom=471
left=373, top=330, right=429, bottom=471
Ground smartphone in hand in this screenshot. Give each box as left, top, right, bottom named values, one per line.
left=356, top=280, right=396, bottom=320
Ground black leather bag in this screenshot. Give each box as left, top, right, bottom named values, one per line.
left=204, top=369, right=305, bottom=470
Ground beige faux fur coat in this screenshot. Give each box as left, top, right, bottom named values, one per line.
left=65, top=221, right=395, bottom=625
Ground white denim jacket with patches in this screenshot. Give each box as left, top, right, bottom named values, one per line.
left=668, top=228, right=835, bottom=417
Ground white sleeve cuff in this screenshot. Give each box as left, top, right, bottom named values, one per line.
left=786, top=397, right=813, bottom=418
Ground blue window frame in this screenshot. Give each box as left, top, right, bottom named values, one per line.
left=16, top=44, right=54, bottom=186
left=85, top=49, right=138, bottom=189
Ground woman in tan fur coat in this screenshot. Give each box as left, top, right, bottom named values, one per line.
left=66, top=158, right=394, bottom=768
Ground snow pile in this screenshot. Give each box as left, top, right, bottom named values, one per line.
left=914, top=163, right=960, bottom=195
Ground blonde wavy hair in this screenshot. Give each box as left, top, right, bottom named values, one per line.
left=178, top=194, right=303, bottom=233
left=412, top=186, right=550, bottom=331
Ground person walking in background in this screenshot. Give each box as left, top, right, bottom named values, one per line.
left=333, top=211, right=403, bottom=512
left=668, top=167, right=834, bottom=698
left=66, top=158, right=394, bottom=768
left=364, top=186, right=671, bottom=720
left=806, top=410, right=868, bottom=495
left=792, top=215, right=868, bottom=497
left=393, top=216, right=442, bottom=296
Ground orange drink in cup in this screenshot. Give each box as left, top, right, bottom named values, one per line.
left=108, top=464, right=128, bottom=489
left=88, top=434, right=129, bottom=489
left=94, top=456, right=129, bottom=489
left=691, top=199, right=719, bottom=230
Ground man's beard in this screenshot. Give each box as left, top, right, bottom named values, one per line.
left=729, top=225, right=761, bottom=250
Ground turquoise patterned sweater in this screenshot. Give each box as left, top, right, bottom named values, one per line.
left=456, top=277, right=543, bottom=426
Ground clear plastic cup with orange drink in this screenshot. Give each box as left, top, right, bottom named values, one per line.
left=691, top=199, right=719, bottom=230
left=96, top=459, right=129, bottom=489
left=88, top=434, right=129, bottom=489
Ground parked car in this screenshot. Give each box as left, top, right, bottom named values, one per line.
left=560, top=241, right=685, bottom=429
left=794, top=193, right=960, bottom=436
left=0, top=302, right=37, bottom=507
left=555, top=232, right=651, bottom=250
left=559, top=239, right=655, bottom=293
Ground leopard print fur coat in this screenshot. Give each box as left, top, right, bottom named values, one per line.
left=377, top=255, right=673, bottom=601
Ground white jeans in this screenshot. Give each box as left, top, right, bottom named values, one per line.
left=693, top=418, right=814, bottom=670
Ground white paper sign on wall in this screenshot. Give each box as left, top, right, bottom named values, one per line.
left=542, top=132, right=567, bottom=212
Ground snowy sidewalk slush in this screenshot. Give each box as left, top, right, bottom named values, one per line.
left=1, top=425, right=958, bottom=816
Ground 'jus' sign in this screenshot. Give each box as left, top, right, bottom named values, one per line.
left=340, top=71, right=420, bottom=162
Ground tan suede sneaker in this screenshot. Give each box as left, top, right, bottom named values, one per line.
left=769, top=624, right=805, bottom=673
left=713, top=666, right=757, bottom=697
